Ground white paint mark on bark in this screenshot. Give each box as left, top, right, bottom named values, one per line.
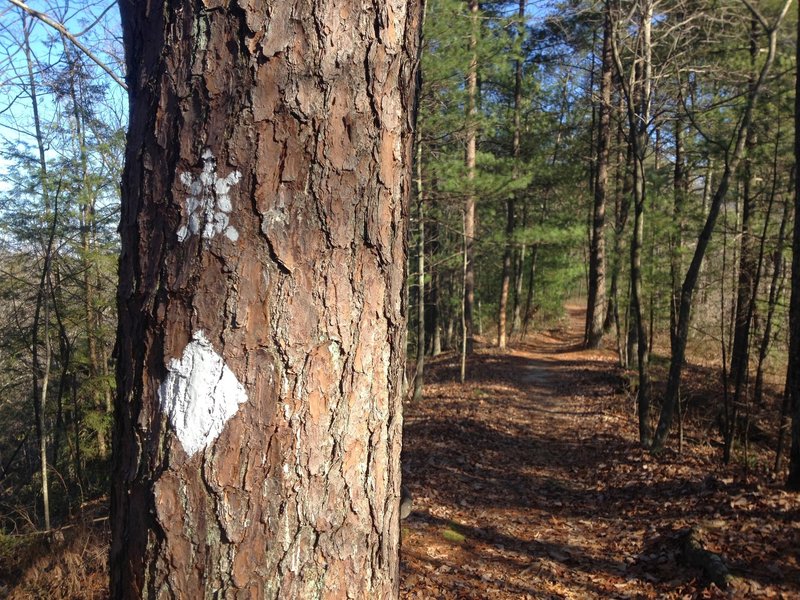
left=159, top=330, right=248, bottom=456
left=177, top=148, right=242, bottom=243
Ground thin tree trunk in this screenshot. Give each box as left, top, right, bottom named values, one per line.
left=49, top=271, right=72, bottom=478
left=787, top=0, right=800, bottom=489
left=586, top=1, right=611, bottom=349
left=653, top=1, right=792, bottom=451
left=413, top=139, right=425, bottom=403
left=111, top=1, right=421, bottom=595
left=776, top=370, right=792, bottom=472
left=425, top=201, right=441, bottom=356
left=498, top=0, right=524, bottom=350
left=522, top=244, right=539, bottom=335
left=670, top=110, right=686, bottom=350
left=24, top=11, right=54, bottom=531
left=755, top=199, right=790, bottom=406
left=70, top=375, right=84, bottom=487
left=464, top=0, right=478, bottom=355
left=511, top=241, right=526, bottom=335
left=726, top=19, right=760, bottom=463
left=461, top=213, right=468, bottom=383
left=611, top=0, right=653, bottom=446
left=746, top=128, right=783, bottom=407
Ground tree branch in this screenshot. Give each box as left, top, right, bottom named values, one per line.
left=7, top=0, right=127, bottom=90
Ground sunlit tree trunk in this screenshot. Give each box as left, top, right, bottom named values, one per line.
left=23, top=11, right=53, bottom=531
left=111, top=1, right=421, bottom=596
left=464, top=0, right=478, bottom=354
left=413, top=138, right=425, bottom=402
left=585, top=0, right=611, bottom=349
left=498, top=0, right=523, bottom=350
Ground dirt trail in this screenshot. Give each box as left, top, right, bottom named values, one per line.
left=399, top=306, right=799, bottom=599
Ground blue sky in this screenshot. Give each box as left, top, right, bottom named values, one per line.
left=0, top=0, right=125, bottom=192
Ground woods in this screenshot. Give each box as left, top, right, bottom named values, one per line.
left=1, top=0, right=800, bottom=598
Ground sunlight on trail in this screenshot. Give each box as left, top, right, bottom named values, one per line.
left=399, top=306, right=799, bottom=599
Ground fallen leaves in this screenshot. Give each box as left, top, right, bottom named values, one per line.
left=400, top=306, right=800, bottom=599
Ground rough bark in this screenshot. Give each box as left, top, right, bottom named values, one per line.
left=111, top=1, right=421, bottom=597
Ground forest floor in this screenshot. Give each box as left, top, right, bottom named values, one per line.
left=399, top=305, right=800, bottom=599
left=2, top=305, right=799, bottom=599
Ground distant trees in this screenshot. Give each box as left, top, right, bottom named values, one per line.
left=0, top=0, right=123, bottom=530
left=409, top=0, right=589, bottom=379
left=788, top=0, right=800, bottom=491
left=652, top=0, right=794, bottom=452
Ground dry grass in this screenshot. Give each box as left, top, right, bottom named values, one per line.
left=0, top=501, right=109, bottom=599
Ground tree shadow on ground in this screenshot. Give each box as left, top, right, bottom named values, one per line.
left=400, top=340, right=800, bottom=598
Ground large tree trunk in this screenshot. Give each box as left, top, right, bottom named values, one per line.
left=111, top=1, right=421, bottom=597
left=585, top=1, right=611, bottom=349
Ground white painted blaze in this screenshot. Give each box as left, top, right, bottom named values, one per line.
left=177, top=148, right=241, bottom=243
left=159, top=330, right=248, bottom=456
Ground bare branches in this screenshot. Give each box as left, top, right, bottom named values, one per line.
left=739, top=0, right=794, bottom=33
left=5, top=0, right=126, bottom=90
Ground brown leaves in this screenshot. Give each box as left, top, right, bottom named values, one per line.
left=400, top=307, right=800, bottom=599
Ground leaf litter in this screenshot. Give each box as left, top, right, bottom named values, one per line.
left=400, top=306, right=800, bottom=599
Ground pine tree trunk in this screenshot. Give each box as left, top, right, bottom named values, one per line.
left=464, top=0, right=478, bottom=354
left=414, top=139, right=425, bottom=403
left=111, top=1, right=421, bottom=596
left=497, top=0, right=525, bottom=350
left=585, top=1, right=611, bottom=349
left=787, top=0, right=800, bottom=490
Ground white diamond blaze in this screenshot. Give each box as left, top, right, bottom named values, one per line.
left=177, top=148, right=242, bottom=243
left=159, top=330, right=248, bottom=456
